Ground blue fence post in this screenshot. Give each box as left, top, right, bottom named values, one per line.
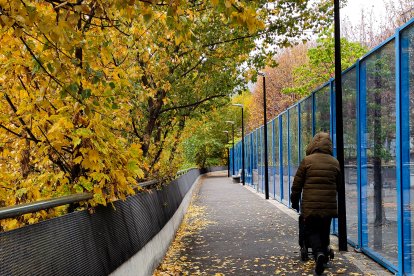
left=256, top=129, right=259, bottom=189
left=238, top=143, right=241, bottom=174
left=235, top=143, right=237, bottom=173
left=397, top=26, right=412, bottom=275
left=262, top=126, right=265, bottom=193
left=356, top=59, right=362, bottom=250
left=287, top=110, right=291, bottom=207
left=272, top=120, right=276, bottom=198
left=246, top=134, right=249, bottom=184
left=330, top=78, right=337, bottom=157
left=279, top=116, right=284, bottom=201
left=260, top=126, right=263, bottom=193
left=233, top=144, right=236, bottom=173
left=253, top=130, right=256, bottom=184
left=358, top=59, right=368, bottom=249
left=395, top=27, right=404, bottom=275
left=230, top=148, right=233, bottom=177
left=249, top=134, right=252, bottom=185
left=250, top=132, right=254, bottom=186
left=235, top=143, right=238, bottom=174
left=330, top=78, right=337, bottom=234
left=255, top=129, right=258, bottom=190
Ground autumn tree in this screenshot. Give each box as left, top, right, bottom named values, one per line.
left=248, top=44, right=310, bottom=131
left=0, top=0, right=334, bottom=230
left=282, top=30, right=368, bottom=97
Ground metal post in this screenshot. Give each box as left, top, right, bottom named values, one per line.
left=334, top=0, right=347, bottom=251
left=232, top=104, right=245, bottom=185
left=232, top=124, right=235, bottom=175
left=241, top=107, right=245, bottom=185
left=262, top=74, right=269, bottom=199
left=223, top=131, right=230, bottom=177
left=226, top=120, right=236, bottom=175
left=260, top=73, right=270, bottom=199
left=227, top=148, right=230, bottom=177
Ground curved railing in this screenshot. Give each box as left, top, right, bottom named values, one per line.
left=0, top=167, right=210, bottom=276
left=0, top=168, right=194, bottom=220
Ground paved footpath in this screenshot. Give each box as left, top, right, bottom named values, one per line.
left=155, top=171, right=393, bottom=276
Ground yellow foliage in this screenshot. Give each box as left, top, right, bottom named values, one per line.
left=1, top=219, right=19, bottom=231
left=0, top=0, right=268, bottom=232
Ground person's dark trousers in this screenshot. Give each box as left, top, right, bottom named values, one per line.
left=298, top=214, right=306, bottom=248
left=306, top=216, right=332, bottom=258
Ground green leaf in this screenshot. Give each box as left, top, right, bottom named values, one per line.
left=92, top=76, right=100, bottom=84
left=74, top=184, right=84, bottom=193
left=16, top=188, right=28, bottom=199
left=68, top=83, right=79, bottom=93
left=60, top=89, right=68, bottom=99
left=47, top=63, right=54, bottom=73
left=75, top=128, right=93, bottom=138
left=73, top=137, right=82, bottom=147
left=127, top=160, right=143, bottom=178
left=143, top=13, right=152, bottom=22
left=80, top=179, right=93, bottom=192
left=81, top=89, right=91, bottom=99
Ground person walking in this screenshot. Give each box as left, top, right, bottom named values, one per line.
left=290, top=132, right=340, bottom=275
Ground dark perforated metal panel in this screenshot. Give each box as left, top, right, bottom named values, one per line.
left=0, top=169, right=201, bottom=276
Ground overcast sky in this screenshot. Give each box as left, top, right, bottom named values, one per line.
left=341, top=0, right=389, bottom=32
left=341, top=0, right=388, bottom=20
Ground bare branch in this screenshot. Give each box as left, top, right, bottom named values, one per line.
left=203, top=33, right=258, bottom=48
left=3, top=92, right=40, bottom=143
left=179, top=56, right=205, bottom=78
left=37, top=126, right=71, bottom=173
left=0, top=123, right=23, bottom=139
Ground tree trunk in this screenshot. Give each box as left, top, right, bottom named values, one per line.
left=373, top=62, right=384, bottom=250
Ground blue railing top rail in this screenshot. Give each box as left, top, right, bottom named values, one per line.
left=0, top=168, right=197, bottom=220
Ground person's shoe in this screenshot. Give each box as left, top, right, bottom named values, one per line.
left=300, top=247, right=309, bottom=261
left=315, top=253, right=325, bottom=275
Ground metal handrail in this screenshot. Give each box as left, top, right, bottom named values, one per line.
left=176, top=167, right=196, bottom=176
left=138, top=179, right=158, bottom=188
left=0, top=168, right=198, bottom=220
left=0, top=193, right=93, bottom=220
left=0, top=180, right=158, bottom=220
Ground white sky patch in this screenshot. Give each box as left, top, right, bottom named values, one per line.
left=341, top=0, right=394, bottom=35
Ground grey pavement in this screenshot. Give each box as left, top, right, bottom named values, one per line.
left=172, top=171, right=394, bottom=276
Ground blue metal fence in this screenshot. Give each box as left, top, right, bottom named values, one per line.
left=231, top=18, right=414, bottom=275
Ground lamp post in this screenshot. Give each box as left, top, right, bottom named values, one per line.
left=334, top=0, right=347, bottom=251
left=225, top=121, right=235, bottom=176
left=258, top=72, right=269, bottom=199
left=232, top=104, right=245, bottom=186
left=223, top=130, right=230, bottom=177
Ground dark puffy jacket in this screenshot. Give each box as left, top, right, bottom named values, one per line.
left=290, top=132, right=340, bottom=218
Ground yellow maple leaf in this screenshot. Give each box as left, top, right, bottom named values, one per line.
left=88, top=149, right=100, bottom=163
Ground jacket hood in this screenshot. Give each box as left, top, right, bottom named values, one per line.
left=305, top=132, right=333, bottom=156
